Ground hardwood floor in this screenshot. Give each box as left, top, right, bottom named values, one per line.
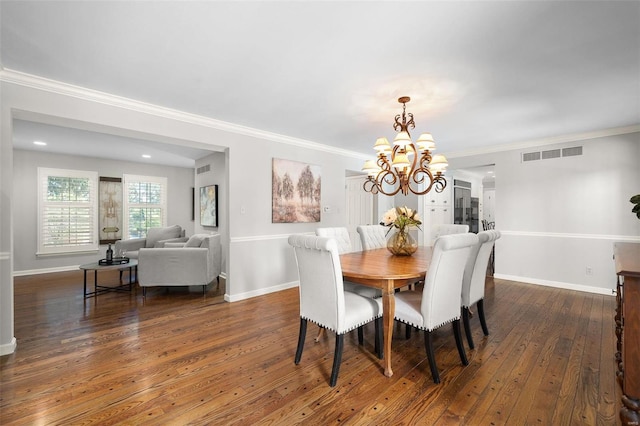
left=1, top=271, right=620, bottom=425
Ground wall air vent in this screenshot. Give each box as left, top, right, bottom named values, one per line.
left=522, top=146, right=583, bottom=163
left=197, top=164, right=211, bottom=174
left=522, top=152, right=541, bottom=162
left=541, top=149, right=561, bottom=160
left=562, top=146, right=583, bottom=157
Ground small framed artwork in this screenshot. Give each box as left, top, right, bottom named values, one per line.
left=200, top=184, right=218, bottom=227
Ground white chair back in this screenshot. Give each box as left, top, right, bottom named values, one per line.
left=420, top=233, right=478, bottom=330
left=288, top=234, right=347, bottom=333
left=462, top=230, right=501, bottom=307
left=356, top=225, right=387, bottom=250
left=315, top=227, right=353, bottom=254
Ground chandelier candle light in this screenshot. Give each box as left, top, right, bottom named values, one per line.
left=362, top=96, right=448, bottom=196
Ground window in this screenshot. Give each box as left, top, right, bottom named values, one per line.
left=122, top=174, right=167, bottom=239
left=37, top=168, right=99, bottom=255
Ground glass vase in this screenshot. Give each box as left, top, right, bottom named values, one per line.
left=387, top=228, right=418, bottom=256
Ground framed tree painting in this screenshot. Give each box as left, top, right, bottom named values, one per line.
left=99, top=176, right=123, bottom=244
left=272, top=158, right=321, bottom=223
left=200, top=184, right=218, bottom=227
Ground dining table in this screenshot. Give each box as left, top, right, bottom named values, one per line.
left=340, top=246, right=433, bottom=377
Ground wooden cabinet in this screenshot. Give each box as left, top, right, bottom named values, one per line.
left=614, top=242, right=640, bottom=425
left=421, top=178, right=452, bottom=245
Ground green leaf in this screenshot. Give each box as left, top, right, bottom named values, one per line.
left=630, top=194, right=640, bottom=204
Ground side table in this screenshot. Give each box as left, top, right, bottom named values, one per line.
left=79, top=259, right=138, bottom=297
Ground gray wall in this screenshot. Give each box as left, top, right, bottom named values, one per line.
left=12, top=149, right=196, bottom=273
left=195, top=151, right=228, bottom=273
left=448, top=132, right=640, bottom=293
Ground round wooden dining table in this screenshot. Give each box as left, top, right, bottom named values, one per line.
left=340, top=246, right=433, bottom=377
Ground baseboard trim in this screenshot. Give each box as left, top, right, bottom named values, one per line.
left=494, top=273, right=615, bottom=296
left=0, top=337, right=17, bottom=356
left=13, top=265, right=80, bottom=277
left=225, top=280, right=298, bottom=303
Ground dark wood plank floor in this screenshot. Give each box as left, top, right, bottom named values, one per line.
left=1, top=270, right=620, bottom=425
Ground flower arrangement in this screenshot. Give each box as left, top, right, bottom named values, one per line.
left=380, top=206, right=422, bottom=236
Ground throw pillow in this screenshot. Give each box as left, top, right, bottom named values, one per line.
left=146, top=225, right=183, bottom=248
left=185, top=234, right=208, bottom=247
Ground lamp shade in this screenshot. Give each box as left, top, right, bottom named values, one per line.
left=373, top=137, right=392, bottom=153
left=391, top=152, right=410, bottom=169
left=393, top=131, right=411, bottom=147
left=429, top=154, right=448, bottom=173
left=362, top=159, right=381, bottom=176
left=416, top=133, right=435, bottom=151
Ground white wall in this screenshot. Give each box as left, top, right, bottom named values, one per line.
left=448, top=132, right=640, bottom=294
left=11, top=149, right=195, bottom=273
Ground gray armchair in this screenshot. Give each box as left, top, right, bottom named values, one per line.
left=114, top=225, right=187, bottom=259
left=137, top=233, right=222, bottom=297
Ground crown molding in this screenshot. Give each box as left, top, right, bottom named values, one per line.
left=0, top=68, right=367, bottom=160
left=445, top=124, right=640, bottom=159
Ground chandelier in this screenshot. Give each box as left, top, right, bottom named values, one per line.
left=362, top=96, right=448, bottom=196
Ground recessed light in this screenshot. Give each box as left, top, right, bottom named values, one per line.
left=33, top=141, right=47, bottom=146
left=142, top=154, right=151, bottom=159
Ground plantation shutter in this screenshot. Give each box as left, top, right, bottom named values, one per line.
left=122, top=174, right=168, bottom=239
left=37, top=168, right=99, bottom=254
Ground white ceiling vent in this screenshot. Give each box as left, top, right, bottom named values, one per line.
left=197, top=164, right=211, bottom=174
left=522, top=146, right=583, bottom=163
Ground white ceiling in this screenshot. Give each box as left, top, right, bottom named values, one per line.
left=2, top=1, right=639, bottom=168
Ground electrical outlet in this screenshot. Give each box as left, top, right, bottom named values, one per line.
left=586, top=267, right=593, bottom=276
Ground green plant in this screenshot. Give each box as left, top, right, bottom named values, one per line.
left=631, top=194, right=640, bottom=219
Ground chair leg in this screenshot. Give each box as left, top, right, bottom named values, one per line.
left=374, top=317, right=383, bottom=359
left=406, top=323, right=412, bottom=340
left=453, top=319, right=469, bottom=366
left=329, top=334, right=345, bottom=387
left=142, top=287, right=147, bottom=298
left=315, top=326, right=326, bottom=342
left=424, top=330, right=440, bottom=384
left=478, top=299, right=489, bottom=336
left=462, top=306, right=474, bottom=349
left=357, top=326, right=364, bottom=345
left=295, top=318, right=307, bottom=365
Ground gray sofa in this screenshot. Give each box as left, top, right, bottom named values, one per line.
left=114, top=225, right=187, bottom=259
left=137, top=233, right=222, bottom=296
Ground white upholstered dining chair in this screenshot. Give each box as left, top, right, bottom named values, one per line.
left=315, top=227, right=353, bottom=254
left=461, top=229, right=501, bottom=349
left=316, top=227, right=381, bottom=299
left=431, top=224, right=469, bottom=244
left=356, top=224, right=387, bottom=250
left=388, top=232, right=479, bottom=383
left=288, top=234, right=382, bottom=387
